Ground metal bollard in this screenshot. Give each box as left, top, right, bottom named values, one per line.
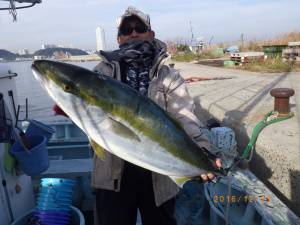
left=270, top=88, right=295, bottom=117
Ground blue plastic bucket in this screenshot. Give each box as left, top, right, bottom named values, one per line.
left=41, top=178, right=76, bottom=186
left=11, top=206, right=85, bottom=225
left=42, top=222, right=69, bottom=225
left=37, top=206, right=71, bottom=211
left=35, top=210, right=71, bottom=217
left=39, top=186, right=74, bottom=193
left=26, top=120, right=55, bottom=142
left=37, top=201, right=71, bottom=207
left=37, top=196, right=73, bottom=203
left=38, top=191, right=74, bottom=200
left=43, top=196, right=72, bottom=201
left=11, top=135, right=49, bottom=176
left=38, top=192, right=74, bottom=200
left=32, top=212, right=71, bottom=225
left=37, top=216, right=71, bottom=223
left=39, top=218, right=70, bottom=225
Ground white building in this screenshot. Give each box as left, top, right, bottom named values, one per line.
left=96, top=26, right=106, bottom=51
left=18, top=49, right=29, bottom=55
left=34, top=55, right=47, bottom=60
left=42, top=44, right=57, bottom=49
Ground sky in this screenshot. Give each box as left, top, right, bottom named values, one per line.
left=0, top=0, right=299, bottom=53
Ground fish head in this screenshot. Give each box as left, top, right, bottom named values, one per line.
left=32, top=60, right=84, bottom=97
left=31, top=60, right=102, bottom=120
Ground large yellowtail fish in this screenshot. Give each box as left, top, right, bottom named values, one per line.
left=32, top=60, right=225, bottom=186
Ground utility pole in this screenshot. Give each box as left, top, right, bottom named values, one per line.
left=189, top=21, right=194, bottom=45
left=209, top=35, right=214, bottom=46
left=240, top=33, right=244, bottom=49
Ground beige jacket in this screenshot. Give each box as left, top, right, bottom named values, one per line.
left=91, top=40, right=211, bottom=206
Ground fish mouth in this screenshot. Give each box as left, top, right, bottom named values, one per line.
left=31, top=61, right=49, bottom=86
left=31, top=60, right=42, bottom=73
left=32, top=64, right=43, bottom=83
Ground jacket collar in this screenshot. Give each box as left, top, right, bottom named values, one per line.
left=98, top=38, right=169, bottom=80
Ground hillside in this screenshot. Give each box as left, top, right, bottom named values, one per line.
left=34, top=48, right=88, bottom=57
left=0, top=49, right=17, bottom=60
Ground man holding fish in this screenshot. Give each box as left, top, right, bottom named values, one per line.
left=92, top=7, right=221, bottom=225
left=34, top=6, right=223, bottom=225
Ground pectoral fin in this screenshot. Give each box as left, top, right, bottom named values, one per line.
left=108, top=117, right=141, bottom=142
left=88, top=138, right=106, bottom=160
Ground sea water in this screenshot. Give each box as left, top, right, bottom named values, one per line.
left=2, top=61, right=99, bottom=123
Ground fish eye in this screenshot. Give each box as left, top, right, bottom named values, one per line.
left=63, top=84, right=73, bottom=92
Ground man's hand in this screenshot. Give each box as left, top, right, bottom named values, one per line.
left=200, top=158, right=222, bottom=182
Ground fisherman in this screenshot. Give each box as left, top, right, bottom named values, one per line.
left=91, top=6, right=221, bottom=225
left=51, top=6, right=222, bottom=225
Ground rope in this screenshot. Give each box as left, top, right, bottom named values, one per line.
left=242, top=110, right=294, bottom=161
left=9, top=0, right=17, bottom=22
left=204, top=183, right=226, bottom=220
left=0, top=1, right=40, bottom=22
left=185, top=76, right=234, bottom=83
left=225, top=175, right=232, bottom=225
left=224, top=110, right=294, bottom=173
left=206, top=110, right=294, bottom=224
left=0, top=1, right=39, bottom=10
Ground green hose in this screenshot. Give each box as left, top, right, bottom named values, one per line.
left=242, top=111, right=294, bottom=160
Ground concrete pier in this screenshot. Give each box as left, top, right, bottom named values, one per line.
left=173, top=61, right=300, bottom=216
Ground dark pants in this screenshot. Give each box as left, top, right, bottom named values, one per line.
left=96, top=162, right=177, bottom=225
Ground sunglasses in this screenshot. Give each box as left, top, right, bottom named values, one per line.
left=119, top=22, right=149, bottom=36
